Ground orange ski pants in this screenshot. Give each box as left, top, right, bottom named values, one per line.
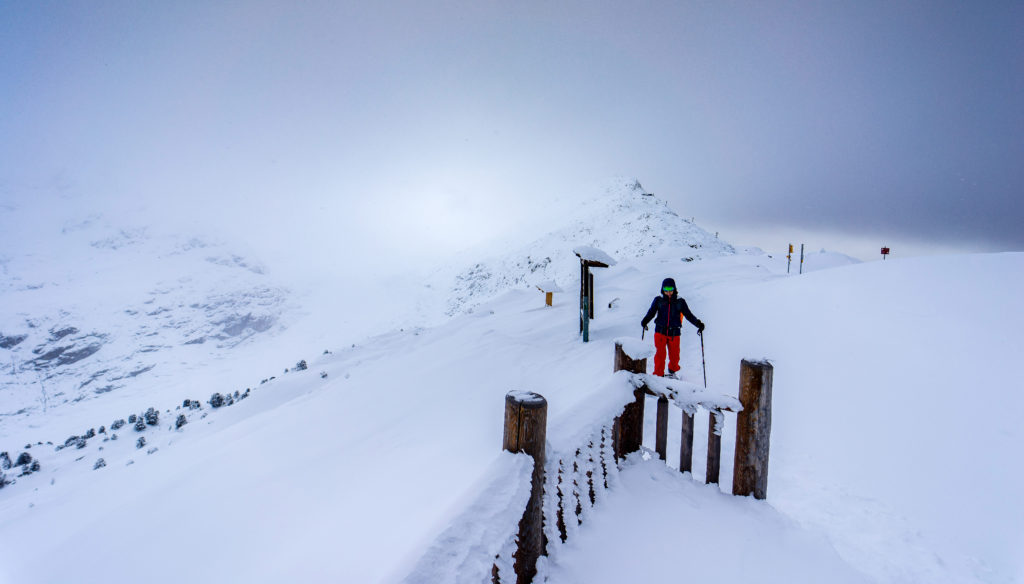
left=653, top=332, right=680, bottom=376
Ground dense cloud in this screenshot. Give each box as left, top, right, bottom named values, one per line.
left=1, top=2, right=1021, bottom=260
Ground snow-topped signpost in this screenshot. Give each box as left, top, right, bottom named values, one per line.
left=535, top=281, right=562, bottom=308
left=573, top=246, right=616, bottom=343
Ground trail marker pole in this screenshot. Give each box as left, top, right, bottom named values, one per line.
left=581, top=297, right=590, bottom=343
left=799, top=244, right=805, bottom=274
left=787, top=244, right=793, bottom=274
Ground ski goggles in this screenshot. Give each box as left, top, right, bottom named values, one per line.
left=662, top=286, right=675, bottom=292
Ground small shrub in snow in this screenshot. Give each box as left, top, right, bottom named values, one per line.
left=63, top=436, right=79, bottom=448
left=183, top=399, right=192, bottom=408
left=134, top=420, right=146, bottom=432
left=111, top=433, right=118, bottom=441
left=75, top=438, right=87, bottom=449
left=295, top=359, right=307, bottom=371
left=0, top=452, right=10, bottom=470
left=175, top=414, right=187, bottom=429
left=320, top=371, right=328, bottom=379
left=0, top=471, right=8, bottom=489
left=93, top=458, right=106, bottom=470
left=84, top=428, right=96, bottom=439
left=128, top=414, right=137, bottom=424
left=147, top=448, right=158, bottom=455
left=209, top=393, right=224, bottom=408
left=15, top=452, right=32, bottom=466
left=136, top=437, right=146, bottom=449
left=30, top=460, right=40, bottom=472
left=111, top=419, right=125, bottom=430
left=144, top=407, right=159, bottom=426
left=98, top=426, right=106, bottom=434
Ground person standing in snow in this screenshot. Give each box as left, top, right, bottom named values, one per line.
left=641, top=278, right=705, bottom=378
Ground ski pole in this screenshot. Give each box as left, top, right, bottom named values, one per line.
left=642, top=326, right=646, bottom=340
left=699, top=330, right=707, bottom=388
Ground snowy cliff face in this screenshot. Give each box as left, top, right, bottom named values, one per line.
left=424, top=179, right=735, bottom=317
left=0, top=209, right=290, bottom=417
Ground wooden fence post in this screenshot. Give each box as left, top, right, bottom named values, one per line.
left=679, top=410, right=694, bottom=473
left=732, top=359, right=773, bottom=500
left=613, top=343, right=646, bottom=460
left=706, top=410, right=722, bottom=485
left=655, top=396, right=669, bottom=461
left=503, top=391, right=547, bottom=584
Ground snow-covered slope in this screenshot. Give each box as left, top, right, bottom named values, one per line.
left=1, top=185, right=1021, bottom=584
left=0, top=205, right=292, bottom=419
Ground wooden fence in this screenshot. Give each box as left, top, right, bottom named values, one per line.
left=494, top=343, right=773, bottom=584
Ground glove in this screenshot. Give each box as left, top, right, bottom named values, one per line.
left=641, top=323, right=648, bottom=331
left=696, top=321, right=705, bottom=333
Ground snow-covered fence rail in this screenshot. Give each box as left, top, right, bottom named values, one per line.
left=611, top=341, right=774, bottom=499
left=490, top=345, right=773, bottom=584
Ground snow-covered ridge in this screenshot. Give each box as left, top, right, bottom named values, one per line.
left=421, top=179, right=735, bottom=318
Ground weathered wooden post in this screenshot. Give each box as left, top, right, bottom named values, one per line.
left=732, top=359, right=773, bottom=499
left=706, top=410, right=722, bottom=485
left=655, top=395, right=669, bottom=461
left=613, top=342, right=646, bottom=460
left=503, top=391, right=547, bottom=583
left=679, top=410, right=694, bottom=473
left=588, top=272, right=595, bottom=319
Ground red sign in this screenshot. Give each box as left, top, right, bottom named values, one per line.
left=881, top=247, right=890, bottom=255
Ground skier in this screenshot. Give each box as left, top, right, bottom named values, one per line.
left=641, top=278, right=705, bottom=378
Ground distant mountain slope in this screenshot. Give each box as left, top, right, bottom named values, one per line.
left=0, top=208, right=291, bottom=417
left=420, top=179, right=735, bottom=318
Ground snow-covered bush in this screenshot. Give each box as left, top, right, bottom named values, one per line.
left=295, top=359, right=308, bottom=371
left=98, top=426, right=106, bottom=434
left=15, top=452, right=32, bottom=466
left=128, top=414, right=137, bottom=424
left=111, top=419, right=126, bottom=430
left=0, top=452, right=10, bottom=470
left=144, top=407, right=159, bottom=426
left=175, top=414, right=187, bottom=429
left=30, top=460, right=39, bottom=472
left=209, top=393, right=224, bottom=408
left=0, top=471, right=8, bottom=488
left=136, top=437, right=146, bottom=449
left=134, top=420, right=146, bottom=432
left=84, top=428, right=96, bottom=439
left=93, top=459, right=106, bottom=470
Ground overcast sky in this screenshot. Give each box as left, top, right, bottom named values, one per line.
left=1, top=1, right=1021, bottom=263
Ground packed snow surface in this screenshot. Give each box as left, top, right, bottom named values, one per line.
left=1, top=182, right=1021, bottom=584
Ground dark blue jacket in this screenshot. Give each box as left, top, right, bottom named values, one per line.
left=641, top=295, right=703, bottom=336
